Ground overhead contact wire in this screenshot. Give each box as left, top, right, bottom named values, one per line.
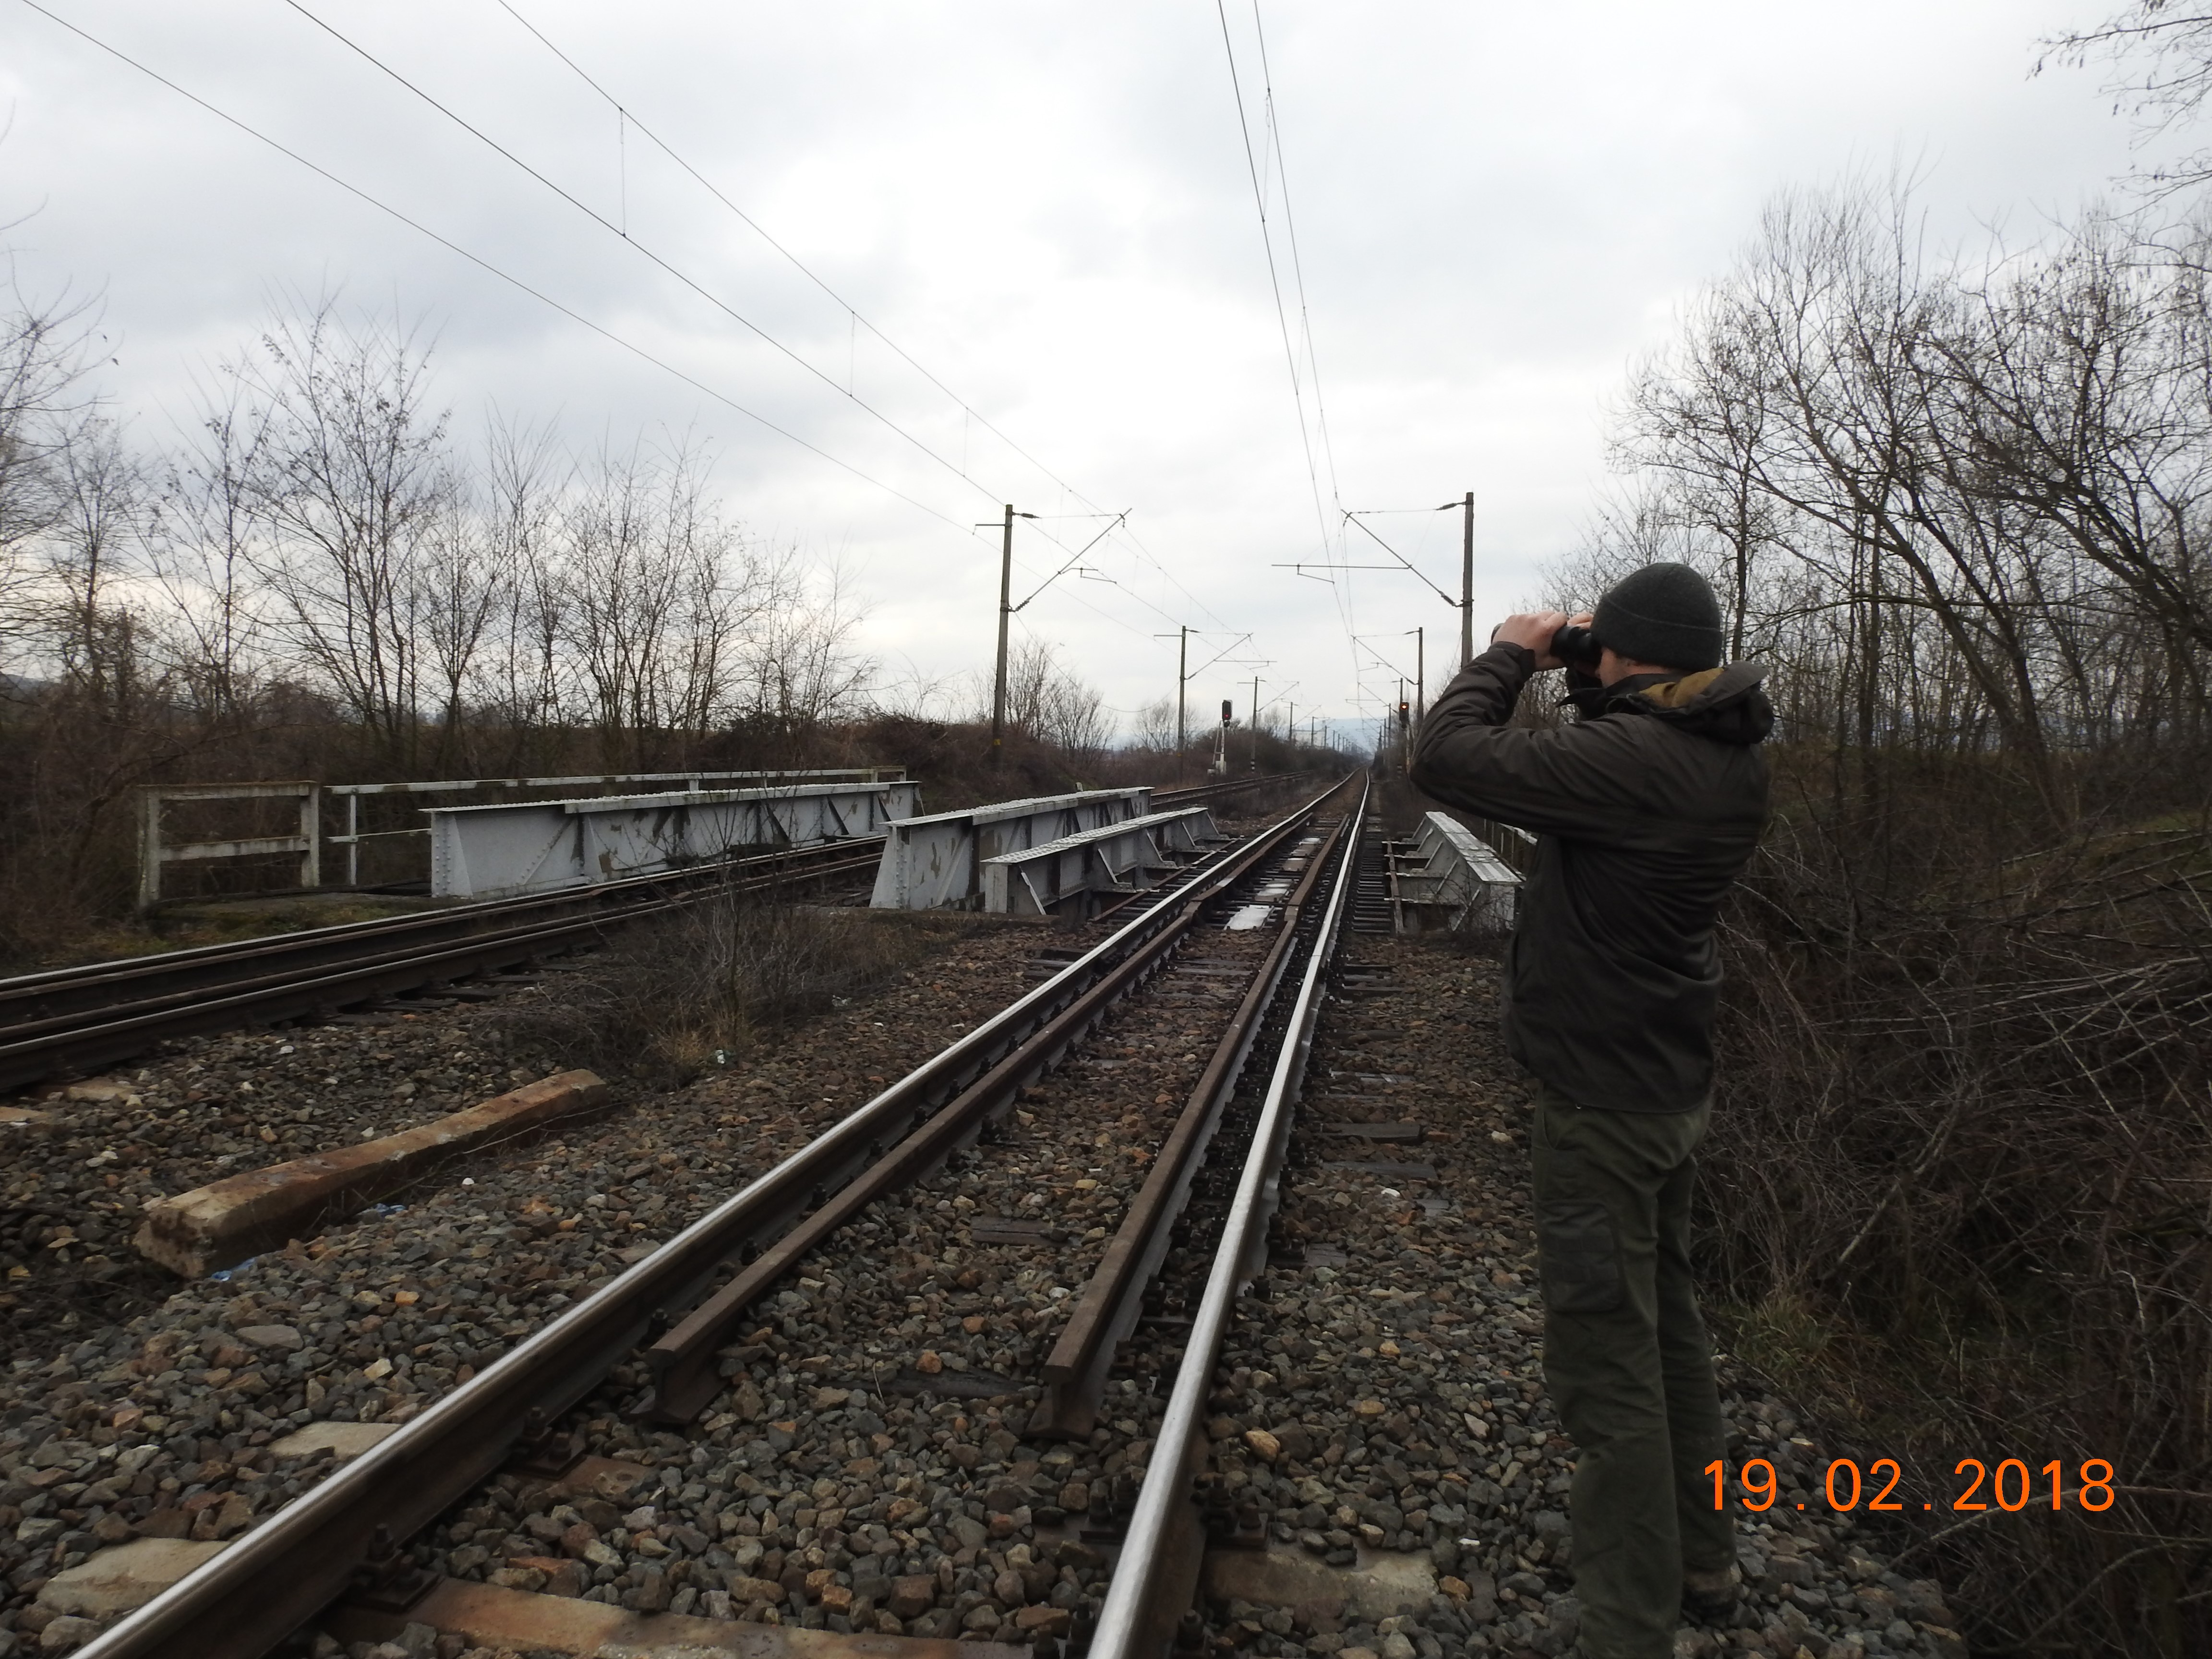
left=15, top=0, right=968, bottom=532
left=1216, top=1, right=1363, bottom=709
left=1215, top=0, right=1331, bottom=562
left=279, top=0, right=996, bottom=501
left=493, top=0, right=1244, bottom=640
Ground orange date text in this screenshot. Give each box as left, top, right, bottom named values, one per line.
left=1704, top=1457, right=2115, bottom=1514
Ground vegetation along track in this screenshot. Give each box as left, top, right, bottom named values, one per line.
left=3, top=776, right=1967, bottom=1659
left=1099, top=822, right=1968, bottom=1659
left=0, top=837, right=889, bottom=1095
left=28, top=776, right=1351, bottom=1657
left=0, top=776, right=1292, bottom=1099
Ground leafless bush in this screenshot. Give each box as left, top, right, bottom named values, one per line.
left=1697, top=759, right=2212, bottom=1654
left=0, top=287, right=884, bottom=952
left=1558, top=168, right=2212, bottom=1651
left=499, top=891, right=924, bottom=1086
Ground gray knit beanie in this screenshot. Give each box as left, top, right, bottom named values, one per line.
left=1593, top=563, right=1725, bottom=672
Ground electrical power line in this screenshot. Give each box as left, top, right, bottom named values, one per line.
left=1215, top=1, right=1370, bottom=713
left=281, top=0, right=995, bottom=499
left=1250, top=2, right=1343, bottom=523
left=26, top=0, right=1240, bottom=663
left=493, top=0, right=1243, bottom=641
left=356, top=0, right=1246, bottom=647
left=1214, top=0, right=1330, bottom=559
left=1342, top=512, right=1461, bottom=608
left=15, top=0, right=972, bottom=532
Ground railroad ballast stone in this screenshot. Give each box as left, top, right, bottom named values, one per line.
left=3, top=998, right=577, bottom=1354
left=1193, top=936, right=1963, bottom=1659
left=134, top=1070, right=610, bottom=1277
left=384, top=812, right=1313, bottom=1647
left=393, top=922, right=1288, bottom=1645
left=0, top=800, right=1958, bottom=1659
left=0, top=911, right=1036, bottom=1647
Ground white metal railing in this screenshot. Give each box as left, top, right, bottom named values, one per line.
left=137, top=782, right=319, bottom=911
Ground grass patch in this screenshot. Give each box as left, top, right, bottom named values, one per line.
left=500, top=890, right=937, bottom=1086
left=35, top=898, right=444, bottom=968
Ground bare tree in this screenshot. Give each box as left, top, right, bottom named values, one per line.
left=1000, top=635, right=1110, bottom=758
left=2044, top=3, right=2212, bottom=197
left=0, top=277, right=101, bottom=660
left=559, top=433, right=773, bottom=768
left=414, top=471, right=505, bottom=771
left=42, top=413, right=150, bottom=721
left=237, top=296, right=451, bottom=767
left=472, top=411, right=568, bottom=769
left=1131, top=694, right=1177, bottom=752
left=150, top=379, right=271, bottom=726
left=739, top=549, right=872, bottom=753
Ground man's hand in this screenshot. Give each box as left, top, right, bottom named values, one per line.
left=1490, top=609, right=1572, bottom=669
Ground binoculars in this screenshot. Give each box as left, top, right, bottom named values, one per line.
left=1551, top=622, right=1603, bottom=671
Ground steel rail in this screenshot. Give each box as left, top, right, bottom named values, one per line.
left=6, top=778, right=1282, bottom=1048
left=1033, top=808, right=1347, bottom=1436
left=639, top=794, right=1344, bottom=1420
left=0, top=838, right=885, bottom=1022
left=1088, top=775, right=1368, bottom=1659
left=1150, top=772, right=1309, bottom=810
left=0, top=840, right=885, bottom=1092
left=1078, top=776, right=1312, bottom=930
left=70, top=778, right=1353, bottom=1659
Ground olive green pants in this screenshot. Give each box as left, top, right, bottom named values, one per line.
left=1530, top=1081, right=1734, bottom=1659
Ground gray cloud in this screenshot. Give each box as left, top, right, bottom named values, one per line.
left=0, top=0, right=2157, bottom=731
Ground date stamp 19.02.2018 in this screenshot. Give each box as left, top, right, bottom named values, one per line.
left=1706, top=1456, right=2116, bottom=1514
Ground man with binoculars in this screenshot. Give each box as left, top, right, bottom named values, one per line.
left=1409, top=563, right=1774, bottom=1659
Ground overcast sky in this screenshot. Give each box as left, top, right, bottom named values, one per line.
left=0, top=0, right=2166, bottom=741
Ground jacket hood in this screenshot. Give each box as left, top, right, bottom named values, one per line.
left=1611, top=661, right=1774, bottom=745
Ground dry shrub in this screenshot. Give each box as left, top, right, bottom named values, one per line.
left=1702, top=754, right=2212, bottom=1656
left=503, top=889, right=925, bottom=1085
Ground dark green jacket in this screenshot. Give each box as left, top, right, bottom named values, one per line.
left=1408, top=642, right=1773, bottom=1112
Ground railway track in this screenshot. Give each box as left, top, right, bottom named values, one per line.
left=1150, top=774, right=1309, bottom=812
left=1, top=774, right=1310, bottom=1099
left=0, top=839, right=889, bottom=1096
left=57, top=773, right=1366, bottom=1659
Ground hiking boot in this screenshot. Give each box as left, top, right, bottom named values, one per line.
left=1681, top=1562, right=1742, bottom=1616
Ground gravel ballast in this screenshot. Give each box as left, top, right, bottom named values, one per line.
left=0, top=909, right=1046, bottom=1653
left=1194, top=934, right=1966, bottom=1659
left=0, top=804, right=1964, bottom=1659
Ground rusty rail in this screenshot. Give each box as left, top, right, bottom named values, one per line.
left=0, top=838, right=883, bottom=1092
left=1089, top=774, right=1370, bottom=1659
left=640, top=787, right=1352, bottom=1420
left=69, top=778, right=1355, bottom=1659
left=1032, top=808, right=1349, bottom=1435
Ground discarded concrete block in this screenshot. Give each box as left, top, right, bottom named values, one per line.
left=269, top=1421, right=398, bottom=1461
left=325, top=1575, right=1029, bottom=1657
left=134, top=1070, right=607, bottom=1276
left=37, top=1537, right=229, bottom=1618
left=1204, top=1543, right=1438, bottom=1623
left=63, top=1077, right=137, bottom=1104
